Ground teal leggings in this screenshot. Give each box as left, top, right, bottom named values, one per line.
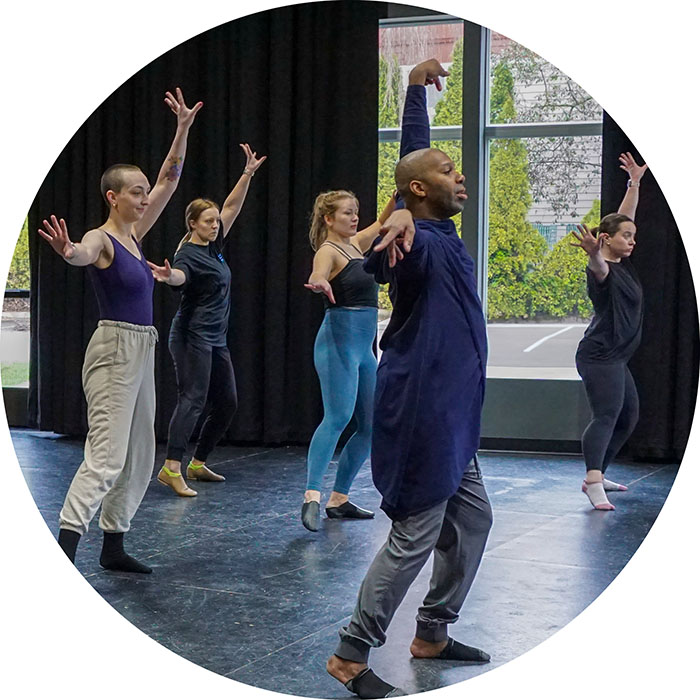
left=306, top=307, right=378, bottom=494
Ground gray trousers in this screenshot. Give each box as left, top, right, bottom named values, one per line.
left=336, top=464, right=492, bottom=663
left=59, top=321, right=158, bottom=536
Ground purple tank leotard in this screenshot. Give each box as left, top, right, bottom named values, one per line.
left=87, top=231, right=154, bottom=326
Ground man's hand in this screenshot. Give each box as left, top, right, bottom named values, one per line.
left=374, top=209, right=415, bottom=267
left=408, top=59, right=450, bottom=91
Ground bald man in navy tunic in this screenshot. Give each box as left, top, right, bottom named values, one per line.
left=327, top=59, right=493, bottom=699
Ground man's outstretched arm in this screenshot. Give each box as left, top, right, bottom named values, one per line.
left=400, top=59, right=449, bottom=158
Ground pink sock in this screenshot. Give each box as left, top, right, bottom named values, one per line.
left=582, top=480, right=615, bottom=510
left=603, top=478, right=628, bottom=492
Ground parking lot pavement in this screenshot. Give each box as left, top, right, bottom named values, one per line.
left=487, top=323, right=587, bottom=368
left=378, top=319, right=587, bottom=378
left=1, top=312, right=30, bottom=365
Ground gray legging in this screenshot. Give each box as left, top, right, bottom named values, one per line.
left=576, top=360, right=640, bottom=473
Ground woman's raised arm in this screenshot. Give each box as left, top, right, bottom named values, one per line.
left=617, top=151, right=648, bottom=221
left=220, top=143, right=267, bottom=237
left=133, top=88, right=203, bottom=240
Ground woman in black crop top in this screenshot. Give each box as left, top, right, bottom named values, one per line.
left=571, top=152, right=648, bottom=510
left=299, top=190, right=401, bottom=531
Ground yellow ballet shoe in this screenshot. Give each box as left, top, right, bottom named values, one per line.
left=186, top=462, right=225, bottom=482
left=157, top=466, right=198, bottom=497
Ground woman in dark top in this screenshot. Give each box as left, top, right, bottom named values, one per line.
left=571, top=151, right=648, bottom=510
left=300, top=191, right=397, bottom=531
left=149, top=143, right=266, bottom=497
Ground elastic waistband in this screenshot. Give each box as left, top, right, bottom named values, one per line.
left=98, top=320, right=158, bottom=342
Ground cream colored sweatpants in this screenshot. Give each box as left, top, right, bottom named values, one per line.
left=59, top=320, right=158, bottom=535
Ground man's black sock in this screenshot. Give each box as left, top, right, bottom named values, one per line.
left=100, top=532, right=152, bottom=574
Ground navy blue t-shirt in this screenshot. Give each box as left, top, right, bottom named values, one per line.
left=170, top=231, right=231, bottom=347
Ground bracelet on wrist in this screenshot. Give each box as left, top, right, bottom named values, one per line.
left=627, top=179, right=640, bottom=188
left=243, top=169, right=254, bottom=177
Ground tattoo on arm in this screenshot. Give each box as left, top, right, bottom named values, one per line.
left=165, top=156, right=183, bottom=182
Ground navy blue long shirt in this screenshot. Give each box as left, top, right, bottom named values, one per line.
left=364, top=84, right=488, bottom=519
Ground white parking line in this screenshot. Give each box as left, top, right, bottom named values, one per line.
left=523, top=325, right=575, bottom=353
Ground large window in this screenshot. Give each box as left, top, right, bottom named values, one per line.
left=485, top=33, right=603, bottom=379
left=376, top=17, right=603, bottom=379
left=378, top=17, right=464, bottom=324
left=2, top=219, right=30, bottom=388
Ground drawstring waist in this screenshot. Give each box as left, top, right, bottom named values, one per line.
left=98, top=319, right=159, bottom=345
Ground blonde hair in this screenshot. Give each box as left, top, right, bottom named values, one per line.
left=176, top=198, right=220, bottom=252
left=308, top=190, right=358, bottom=251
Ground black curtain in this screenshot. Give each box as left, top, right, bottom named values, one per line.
left=28, top=1, right=381, bottom=444
left=602, top=113, right=699, bottom=461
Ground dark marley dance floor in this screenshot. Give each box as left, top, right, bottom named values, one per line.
left=14, top=429, right=678, bottom=697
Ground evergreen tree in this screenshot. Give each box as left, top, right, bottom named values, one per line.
left=377, top=54, right=402, bottom=311
left=490, top=61, right=515, bottom=124
left=433, top=38, right=463, bottom=126
left=487, top=61, right=546, bottom=320
left=530, top=199, right=598, bottom=319
left=377, top=54, right=401, bottom=217
left=432, top=39, right=463, bottom=231
left=379, top=54, right=401, bottom=129
left=6, top=217, right=30, bottom=290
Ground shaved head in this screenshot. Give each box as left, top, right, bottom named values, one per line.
left=394, top=147, right=466, bottom=219
left=394, top=148, right=448, bottom=200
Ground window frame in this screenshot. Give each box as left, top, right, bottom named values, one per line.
left=378, top=16, right=604, bottom=310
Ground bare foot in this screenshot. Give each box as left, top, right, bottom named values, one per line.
left=326, top=654, right=367, bottom=684
left=409, top=637, right=448, bottom=658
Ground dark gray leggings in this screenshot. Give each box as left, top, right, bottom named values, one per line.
left=577, top=360, right=639, bottom=473
left=166, top=339, right=238, bottom=464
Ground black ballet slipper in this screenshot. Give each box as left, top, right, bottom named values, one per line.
left=301, top=500, right=320, bottom=531
left=344, top=667, right=406, bottom=699
left=325, top=501, right=375, bottom=520
left=436, top=637, right=490, bottom=663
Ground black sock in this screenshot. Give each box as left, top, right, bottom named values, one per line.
left=100, top=532, right=152, bottom=574
left=437, top=637, right=490, bottom=663
left=57, top=529, right=81, bottom=563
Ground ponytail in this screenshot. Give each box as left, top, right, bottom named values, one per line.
left=176, top=231, right=192, bottom=252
